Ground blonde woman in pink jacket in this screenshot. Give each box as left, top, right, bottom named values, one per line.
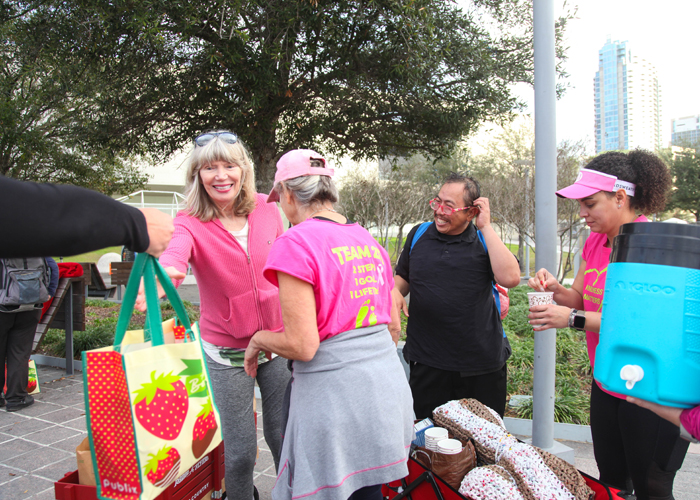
left=138, top=131, right=289, bottom=500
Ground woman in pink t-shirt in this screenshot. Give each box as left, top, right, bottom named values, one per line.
left=244, top=149, right=413, bottom=500
left=526, top=150, right=688, bottom=500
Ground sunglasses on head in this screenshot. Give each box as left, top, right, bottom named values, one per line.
left=194, top=131, right=239, bottom=148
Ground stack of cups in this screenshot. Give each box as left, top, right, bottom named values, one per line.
left=424, top=427, right=449, bottom=451
left=436, top=438, right=463, bottom=455
left=527, top=291, right=554, bottom=307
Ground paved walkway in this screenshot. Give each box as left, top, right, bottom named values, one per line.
left=2, top=366, right=699, bottom=500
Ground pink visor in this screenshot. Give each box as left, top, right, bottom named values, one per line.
left=555, top=169, right=636, bottom=199
left=267, top=149, right=334, bottom=203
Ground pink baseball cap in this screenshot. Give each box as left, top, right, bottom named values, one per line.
left=267, top=149, right=334, bottom=203
left=556, top=168, right=636, bottom=199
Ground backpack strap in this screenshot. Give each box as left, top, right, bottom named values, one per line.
left=478, top=230, right=507, bottom=337
left=409, top=221, right=433, bottom=255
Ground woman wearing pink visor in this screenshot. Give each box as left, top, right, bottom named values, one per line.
left=527, top=150, right=688, bottom=500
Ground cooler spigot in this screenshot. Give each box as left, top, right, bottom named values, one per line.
left=620, top=364, right=645, bottom=390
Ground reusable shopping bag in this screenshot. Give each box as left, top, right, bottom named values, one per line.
left=82, top=254, right=222, bottom=500
left=3, top=359, right=40, bottom=395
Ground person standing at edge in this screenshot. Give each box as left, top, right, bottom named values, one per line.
left=527, top=150, right=688, bottom=500
left=393, top=173, right=520, bottom=419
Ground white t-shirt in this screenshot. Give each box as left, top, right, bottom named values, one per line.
left=229, top=219, right=249, bottom=256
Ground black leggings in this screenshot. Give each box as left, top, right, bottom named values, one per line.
left=590, top=381, right=689, bottom=500
left=347, top=484, right=382, bottom=500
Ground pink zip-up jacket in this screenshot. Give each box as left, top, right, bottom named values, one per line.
left=160, top=193, right=284, bottom=349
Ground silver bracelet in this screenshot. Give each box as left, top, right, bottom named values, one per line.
left=568, top=309, right=577, bottom=329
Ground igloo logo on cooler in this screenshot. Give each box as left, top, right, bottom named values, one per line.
left=614, top=281, right=675, bottom=295
left=103, top=478, right=139, bottom=494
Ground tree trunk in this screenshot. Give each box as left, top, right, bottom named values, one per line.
left=252, top=143, right=279, bottom=194
left=394, top=225, right=405, bottom=266
left=518, top=232, right=525, bottom=273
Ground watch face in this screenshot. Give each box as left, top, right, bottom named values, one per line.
left=573, top=313, right=586, bottom=330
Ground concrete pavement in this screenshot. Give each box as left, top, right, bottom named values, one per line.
left=1, top=365, right=699, bottom=499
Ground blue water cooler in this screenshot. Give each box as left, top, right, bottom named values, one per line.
left=594, top=222, right=700, bottom=408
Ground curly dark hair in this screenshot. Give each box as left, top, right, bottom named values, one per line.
left=443, top=172, right=481, bottom=206
left=585, top=149, right=671, bottom=214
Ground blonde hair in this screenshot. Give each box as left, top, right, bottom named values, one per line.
left=183, top=133, right=257, bottom=221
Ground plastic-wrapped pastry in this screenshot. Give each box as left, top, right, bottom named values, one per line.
left=458, top=465, right=524, bottom=500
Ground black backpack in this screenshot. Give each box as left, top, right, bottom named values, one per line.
left=0, top=258, right=51, bottom=312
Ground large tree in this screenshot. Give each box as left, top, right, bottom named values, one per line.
left=663, top=148, right=700, bottom=221
left=0, top=2, right=147, bottom=194
left=18, top=0, right=572, bottom=190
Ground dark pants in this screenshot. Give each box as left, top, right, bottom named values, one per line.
left=348, top=484, right=382, bottom=500
left=0, top=310, right=41, bottom=403
left=409, top=361, right=507, bottom=419
left=590, top=381, right=689, bottom=500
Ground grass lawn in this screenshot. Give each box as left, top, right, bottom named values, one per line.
left=54, top=246, right=123, bottom=263
left=399, top=284, right=592, bottom=424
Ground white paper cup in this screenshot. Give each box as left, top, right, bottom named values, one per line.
left=437, top=438, right=462, bottom=455
left=424, top=427, right=448, bottom=440
left=424, top=427, right=448, bottom=451
left=528, top=292, right=554, bottom=307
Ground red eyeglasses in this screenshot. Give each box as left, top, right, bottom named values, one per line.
left=429, top=198, right=476, bottom=216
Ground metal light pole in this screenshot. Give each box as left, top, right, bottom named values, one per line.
left=515, top=160, right=535, bottom=278
left=532, top=0, right=559, bottom=451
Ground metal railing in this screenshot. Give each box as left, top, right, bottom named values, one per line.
left=116, top=190, right=186, bottom=218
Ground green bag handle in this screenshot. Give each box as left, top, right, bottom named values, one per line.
left=114, top=253, right=194, bottom=348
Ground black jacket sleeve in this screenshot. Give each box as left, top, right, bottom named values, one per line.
left=0, top=176, right=150, bottom=258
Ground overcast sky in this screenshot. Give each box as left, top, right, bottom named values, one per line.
left=485, top=0, right=700, bottom=153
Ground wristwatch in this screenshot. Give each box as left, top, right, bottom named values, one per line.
left=568, top=309, right=586, bottom=330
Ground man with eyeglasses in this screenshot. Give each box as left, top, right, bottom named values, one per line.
left=393, top=173, right=520, bottom=419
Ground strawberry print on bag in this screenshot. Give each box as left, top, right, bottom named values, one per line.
left=133, top=371, right=188, bottom=440
left=144, top=445, right=181, bottom=488
left=192, top=399, right=218, bottom=458
left=173, top=325, right=186, bottom=341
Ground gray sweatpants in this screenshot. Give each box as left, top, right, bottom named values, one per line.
left=205, top=354, right=290, bottom=500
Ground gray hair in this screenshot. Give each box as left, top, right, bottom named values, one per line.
left=275, top=174, right=339, bottom=208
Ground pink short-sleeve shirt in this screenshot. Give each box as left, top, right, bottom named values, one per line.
left=264, top=218, right=395, bottom=341
left=582, top=214, right=647, bottom=397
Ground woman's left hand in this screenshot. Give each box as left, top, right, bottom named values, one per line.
left=244, top=337, right=262, bottom=378
left=627, top=397, right=682, bottom=427
left=528, top=304, right=571, bottom=331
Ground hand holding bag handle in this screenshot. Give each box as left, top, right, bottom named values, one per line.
left=114, top=253, right=193, bottom=349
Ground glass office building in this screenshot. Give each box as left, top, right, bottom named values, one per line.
left=672, top=115, right=700, bottom=147
left=594, top=39, right=661, bottom=154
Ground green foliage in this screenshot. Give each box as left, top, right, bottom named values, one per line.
left=13, top=0, right=573, bottom=188
left=39, top=300, right=201, bottom=359
left=0, top=3, right=147, bottom=193
left=663, top=149, right=700, bottom=221
left=41, top=318, right=123, bottom=358
left=85, top=299, right=118, bottom=308
left=514, top=384, right=590, bottom=425
left=504, top=285, right=592, bottom=424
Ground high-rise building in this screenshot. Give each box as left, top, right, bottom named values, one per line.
left=671, top=115, right=700, bottom=146
left=594, top=38, right=661, bottom=154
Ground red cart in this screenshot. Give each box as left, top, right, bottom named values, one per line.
left=383, top=456, right=634, bottom=500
